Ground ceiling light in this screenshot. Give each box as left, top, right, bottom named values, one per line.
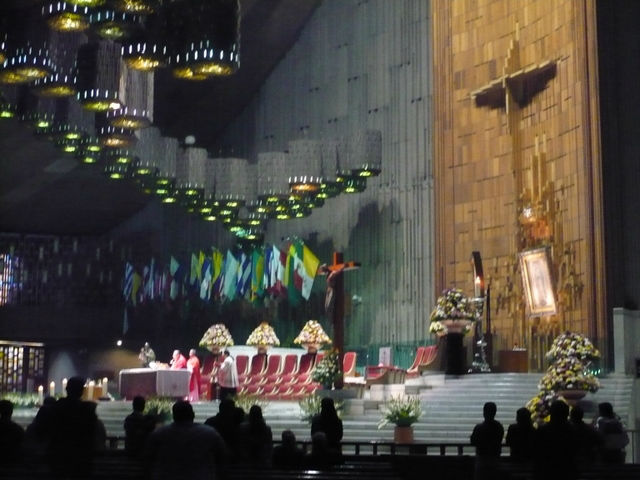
left=66, top=0, right=106, bottom=6
left=289, top=175, right=322, bottom=194
left=98, top=126, right=136, bottom=148
left=104, top=163, right=130, bottom=180
left=0, top=36, right=6, bottom=64
left=43, top=3, right=90, bottom=32
left=112, top=0, right=158, bottom=14
left=0, top=47, right=56, bottom=84
left=89, top=8, right=139, bottom=40
left=107, top=107, right=151, bottom=129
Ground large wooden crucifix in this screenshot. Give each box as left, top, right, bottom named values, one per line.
left=318, top=252, right=360, bottom=389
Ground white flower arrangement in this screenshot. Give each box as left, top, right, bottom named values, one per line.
left=199, top=324, right=234, bottom=349
left=294, top=320, right=332, bottom=345
left=246, top=321, right=280, bottom=346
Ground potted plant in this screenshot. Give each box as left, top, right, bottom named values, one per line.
left=378, top=395, right=422, bottom=443
left=311, top=349, right=341, bottom=389
left=428, top=288, right=477, bottom=335
left=294, top=319, right=332, bottom=353
left=246, top=322, right=280, bottom=354
left=298, top=393, right=343, bottom=424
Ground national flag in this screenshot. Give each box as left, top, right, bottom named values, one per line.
left=298, top=244, right=320, bottom=299
left=131, top=271, right=142, bottom=305
left=170, top=256, right=185, bottom=300
left=144, top=258, right=155, bottom=301
left=236, top=253, right=252, bottom=298
left=200, top=257, right=212, bottom=300
left=222, top=251, right=239, bottom=301
left=284, top=242, right=302, bottom=305
left=251, top=248, right=265, bottom=303
left=263, top=246, right=273, bottom=292
left=189, top=253, right=200, bottom=290
left=211, top=249, right=224, bottom=299
left=123, top=262, right=134, bottom=301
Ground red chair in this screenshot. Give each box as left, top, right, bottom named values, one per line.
left=298, top=353, right=315, bottom=374
left=236, top=355, right=250, bottom=376
left=268, top=354, right=297, bottom=383
left=199, top=354, right=221, bottom=400
left=343, top=351, right=357, bottom=377
left=406, top=346, right=427, bottom=378
left=418, top=345, right=440, bottom=374
left=315, top=352, right=325, bottom=365
left=253, top=354, right=281, bottom=385
left=240, top=353, right=268, bottom=384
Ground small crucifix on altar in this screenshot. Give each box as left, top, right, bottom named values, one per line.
left=318, top=252, right=360, bottom=389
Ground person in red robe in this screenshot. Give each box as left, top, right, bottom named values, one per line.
left=170, top=349, right=187, bottom=370
left=187, top=349, right=201, bottom=402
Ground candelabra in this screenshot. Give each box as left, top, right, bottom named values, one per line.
left=468, top=296, right=491, bottom=373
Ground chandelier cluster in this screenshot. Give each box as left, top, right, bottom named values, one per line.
left=0, top=1, right=382, bottom=244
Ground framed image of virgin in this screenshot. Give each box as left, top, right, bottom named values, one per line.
left=518, top=247, right=557, bottom=318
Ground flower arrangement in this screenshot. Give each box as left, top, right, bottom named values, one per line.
left=198, top=323, right=234, bottom=350
left=298, top=393, right=344, bottom=424
left=311, top=349, right=341, bottom=387
left=527, top=331, right=600, bottom=425
left=429, top=288, right=477, bottom=335
left=232, top=391, right=269, bottom=414
left=1, top=392, right=40, bottom=409
left=246, top=321, right=280, bottom=347
left=378, top=395, right=422, bottom=428
left=545, top=331, right=600, bottom=362
left=294, top=320, right=332, bottom=346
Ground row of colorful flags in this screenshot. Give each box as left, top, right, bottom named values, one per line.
left=122, top=240, right=321, bottom=308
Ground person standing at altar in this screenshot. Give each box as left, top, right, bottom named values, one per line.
left=470, top=402, right=504, bottom=480
left=170, top=349, right=187, bottom=369
left=139, top=342, right=156, bottom=368
left=187, top=349, right=201, bottom=402
left=218, top=350, right=239, bottom=402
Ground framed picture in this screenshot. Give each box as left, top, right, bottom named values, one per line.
left=518, top=247, right=557, bottom=317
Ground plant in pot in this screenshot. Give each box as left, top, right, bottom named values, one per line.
left=311, top=349, right=341, bottom=389
left=198, top=323, right=234, bottom=354
left=378, top=395, right=422, bottom=443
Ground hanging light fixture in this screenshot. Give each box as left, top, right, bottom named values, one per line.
left=213, top=157, right=254, bottom=208
left=104, top=162, right=130, bottom=179
left=98, top=125, right=136, bottom=148
left=121, top=6, right=166, bottom=71
left=0, top=92, right=16, bottom=119
left=106, top=63, right=153, bottom=129
left=152, top=136, right=179, bottom=202
left=0, top=46, right=56, bottom=84
left=167, top=0, right=240, bottom=81
left=287, top=139, right=324, bottom=195
left=176, top=146, right=207, bottom=209
left=34, top=31, right=86, bottom=98
left=66, top=0, right=106, bottom=6
left=112, top=0, right=159, bottom=15
left=348, top=130, right=382, bottom=177
left=0, top=35, right=7, bottom=65
left=76, top=41, right=124, bottom=111
left=89, top=7, right=140, bottom=40
left=130, top=127, right=161, bottom=186
left=43, top=2, right=90, bottom=33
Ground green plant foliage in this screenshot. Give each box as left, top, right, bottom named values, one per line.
left=1, top=392, right=41, bottom=409
left=298, top=393, right=343, bottom=424
left=311, top=349, right=341, bottom=387
left=232, top=391, right=269, bottom=414
left=378, top=395, right=422, bottom=429
left=143, top=397, right=174, bottom=423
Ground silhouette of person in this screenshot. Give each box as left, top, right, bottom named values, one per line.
left=205, top=398, right=244, bottom=462
left=47, top=376, right=101, bottom=479
left=187, top=349, right=201, bottom=402
left=533, top=400, right=578, bottom=480
left=145, top=400, right=226, bottom=480
left=305, top=431, right=342, bottom=469
left=217, top=350, right=239, bottom=402
left=593, top=402, right=628, bottom=464
left=24, top=396, right=56, bottom=458
left=0, top=399, right=25, bottom=464
left=139, top=342, right=156, bottom=367
left=470, top=402, right=504, bottom=480
left=311, top=397, right=343, bottom=453
left=569, top=405, right=601, bottom=469
left=237, top=405, right=273, bottom=467
left=272, top=429, right=305, bottom=469
left=124, top=396, right=155, bottom=458
left=170, top=349, right=187, bottom=369
left=505, top=407, right=535, bottom=463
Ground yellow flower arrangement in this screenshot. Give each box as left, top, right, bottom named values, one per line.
left=294, top=320, right=332, bottom=346
left=198, top=324, right=234, bottom=350
left=246, top=321, right=280, bottom=347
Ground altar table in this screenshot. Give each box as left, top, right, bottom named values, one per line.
left=119, top=368, right=190, bottom=400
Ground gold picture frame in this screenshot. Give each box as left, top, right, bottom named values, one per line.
left=518, top=247, right=557, bottom=317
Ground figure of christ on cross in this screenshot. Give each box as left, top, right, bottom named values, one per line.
left=318, top=252, right=360, bottom=390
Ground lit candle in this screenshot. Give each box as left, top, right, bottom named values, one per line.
left=38, top=385, right=44, bottom=404
left=102, top=377, right=108, bottom=397
left=49, top=381, right=55, bottom=398
left=87, top=380, right=95, bottom=400
left=62, top=378, right=68, bottom=395
left=474, top=276, right=482, bottom=298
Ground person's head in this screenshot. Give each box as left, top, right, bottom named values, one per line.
left=483, top=402, right=497, bottom=420
left=598, top=402, right=614, bottom=418
left=172, top=400, right=194, bottom=423
left=66, top=376, right=85, bottom=400
left=320, top=397, right=337, bottom=416
left=248, top=404, right=263, bottom=424
left=189, top=349, right=196, bottom=357
left=281, top=429, right=296, bottom=448
left=516, top=407, right=532, bottom=426
left=132, top=396, right=145, bottom=413
left=223, top=350, right=231, bottom=358
left=549, top=400, right=569, bottom=423
left=0, top=399, right=14, bottom=419
left=144, top=342, right=150, bottom=349
left=569, top=405, right=584, bottom=423
left=172, top=349, right=180, bottom=359
left=218, top=398, right=235, bottom=415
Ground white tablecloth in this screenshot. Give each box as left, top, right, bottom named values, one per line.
left=119, top=368, right=190, bottom=399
